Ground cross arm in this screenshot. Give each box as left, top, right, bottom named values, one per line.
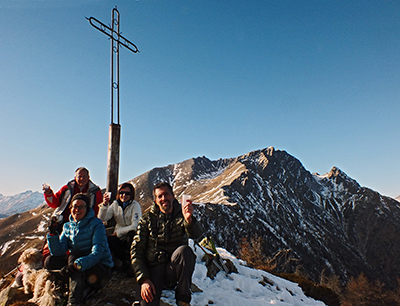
left=86, top=16, right=139, bottom=53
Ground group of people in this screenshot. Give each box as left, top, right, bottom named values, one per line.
left=40, top=167, right=203, bottom=306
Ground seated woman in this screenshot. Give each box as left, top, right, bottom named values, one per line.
left=98, top=182, right=142, bottom=271
left=45, top=193, right=113, bottom=306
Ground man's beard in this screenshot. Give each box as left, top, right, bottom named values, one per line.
left=161, top=200, right=172, bottom=214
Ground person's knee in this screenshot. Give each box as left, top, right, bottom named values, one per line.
left=44, top=255, right=66, bottom=270
left=173, top=245, right=196, bottom=266
left=181, top=245, right=195, bottom=260
left=43, top=255, right=51, bottom=269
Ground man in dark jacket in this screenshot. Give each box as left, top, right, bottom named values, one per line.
left=131, top=182, right=203, bottom=306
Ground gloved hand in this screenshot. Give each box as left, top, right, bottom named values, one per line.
left=48, top=217, right=59, bottom=235
left=60, top=264, right=77, bottom=277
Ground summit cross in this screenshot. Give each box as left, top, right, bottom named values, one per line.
left=87, top=7, right=139, bottom=200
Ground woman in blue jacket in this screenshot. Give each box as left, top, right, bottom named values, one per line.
left=46, top=193, right=113, bottom=306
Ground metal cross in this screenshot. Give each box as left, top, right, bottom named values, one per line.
left=87, top=7, right=139, bottom=200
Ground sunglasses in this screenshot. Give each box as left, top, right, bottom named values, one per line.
left=119, top=191, right=131, bottom=196
left=71, top=205, right=86, bottom=210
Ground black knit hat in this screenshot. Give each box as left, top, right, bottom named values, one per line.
left=70, top=193, right=91, bottom=209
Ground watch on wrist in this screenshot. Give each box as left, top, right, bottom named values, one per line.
left=75, top=262, right=82, bottom=270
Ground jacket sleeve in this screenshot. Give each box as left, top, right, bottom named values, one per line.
left=130, top=217, right=151, bottom=284
left=115, top=201, right=142, bottom=238
left=47, top=224, right=69, bottom=256
left=97, top=201, right=115, bottom=222
left=44, top=184, right=68, bottom=208
left=92, top=189, right=103, bottom=217
left=184, top=216, right=203, bottom=241
left=74, top=220, right=109, bottom=271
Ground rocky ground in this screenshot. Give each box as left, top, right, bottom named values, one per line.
left=0, top=268, right=204, bottom=306
left=84, top=271, right=138, bottom=306
left=0, top=269, right=138, bottom=306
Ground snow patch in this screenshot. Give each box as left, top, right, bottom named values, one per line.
left=0, top=240, right=15, bottom=256
left=158, top=241, right=327, bottom=306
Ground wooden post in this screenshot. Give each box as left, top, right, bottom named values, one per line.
left=106, top=123, right=121, bottom=201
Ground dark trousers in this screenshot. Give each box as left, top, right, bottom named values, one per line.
left=108, top=231, right=135, bottom=263
left=44, top=251, right=112, bottom=305
left=137, top=245, right=196, bottom=306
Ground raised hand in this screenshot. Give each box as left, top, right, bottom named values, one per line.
left=182, top=196, right=193, bottom=224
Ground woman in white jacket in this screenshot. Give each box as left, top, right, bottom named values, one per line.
left=98, top=182, right=142, bottom=272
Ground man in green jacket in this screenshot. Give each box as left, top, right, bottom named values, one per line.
left=131, top=182, right=203, bottom=306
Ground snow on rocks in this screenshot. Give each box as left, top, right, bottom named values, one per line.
left=159, top=241, right=326, bottom=306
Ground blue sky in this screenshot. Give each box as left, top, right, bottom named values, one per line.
left=0, top=0, right=399, bottom=198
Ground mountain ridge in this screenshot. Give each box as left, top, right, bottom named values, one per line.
left=129, top=147, right=400, bottom=288
left=0, top=146, right=399, bottom=291
left=0, top=191, right=45, bottom=218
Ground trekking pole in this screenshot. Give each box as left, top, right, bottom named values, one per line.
left=190, top=202, right=237, bottom=206
left=0, top=265, right=20, bottom=287
left=208, top=236, right=230, bottom=274
left=2, top=265, right=20, bottom=279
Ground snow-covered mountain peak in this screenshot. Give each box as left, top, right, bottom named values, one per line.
left=0, top=190, right=45, bottom=218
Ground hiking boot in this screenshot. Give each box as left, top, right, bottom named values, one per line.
left=177, top=301, right=190, bottom=306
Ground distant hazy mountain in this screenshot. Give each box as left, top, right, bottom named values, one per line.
left=0, top=191, right=45, bottom=218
